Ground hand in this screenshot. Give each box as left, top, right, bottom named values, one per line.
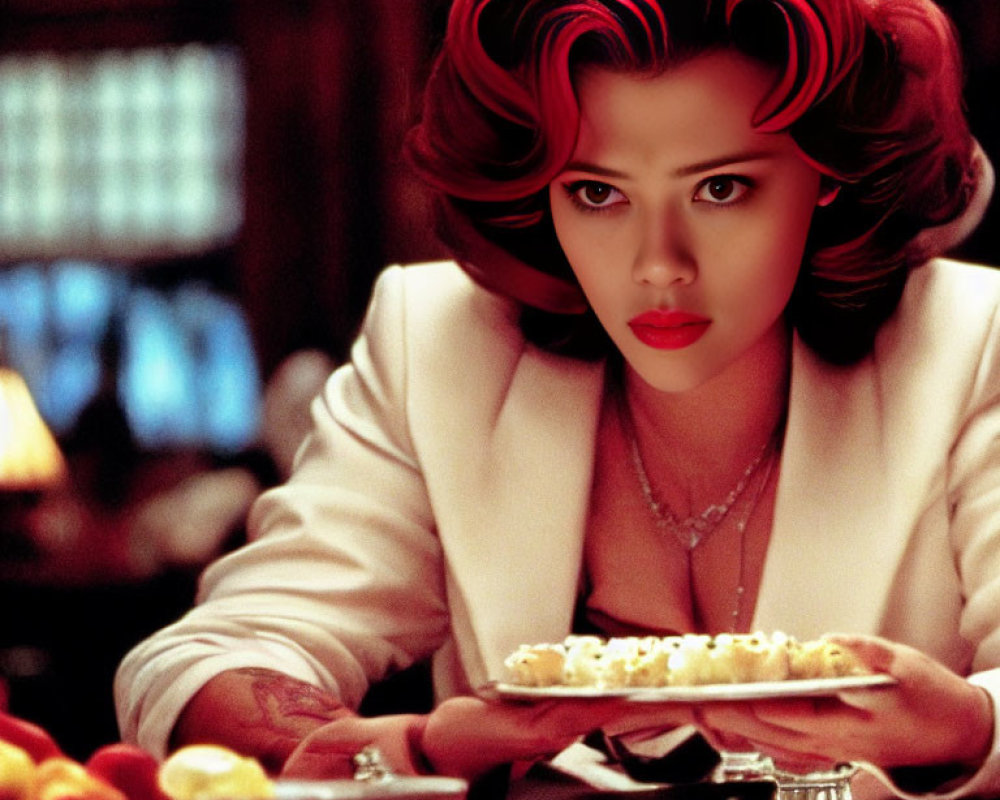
left=695, top=634, right=994, bottom=774
left=283, top=692, right=695, bottom=782
left=421, top=695, right=695, bottom=780
left=281, top=714, right=427, bottom=779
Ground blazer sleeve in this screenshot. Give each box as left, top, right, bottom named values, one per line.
left=877, top=286, right=1000, bottom=800
left=114, top=265, right=450, bottom=757
left=930, top=303, right=1000, bottom=798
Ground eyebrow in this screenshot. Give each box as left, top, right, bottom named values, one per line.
left=561, top=149, right=781, bottom=180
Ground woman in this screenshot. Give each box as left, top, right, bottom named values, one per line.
left=115, top=0, right=1000, bottom=797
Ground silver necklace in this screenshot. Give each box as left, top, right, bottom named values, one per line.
left=621, top=398, right=778, bottom=551
left=724, top=450, right=777, bottom=631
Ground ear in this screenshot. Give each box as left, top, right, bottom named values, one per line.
left=817, top=180, right=841, bottom=207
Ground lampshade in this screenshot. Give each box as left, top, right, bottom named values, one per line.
left=0, top=366, right=66, bottom=490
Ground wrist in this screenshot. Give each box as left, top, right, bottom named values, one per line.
left=405, top=715, right=434, bottom=775
left=279, top=713, right=432, bottom=779
left=889, top=684, right=996, bottom=795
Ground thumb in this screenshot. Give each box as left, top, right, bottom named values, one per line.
left=822, top=634, right=898, bottom=712
left=822, top=633, right=895, bottom=674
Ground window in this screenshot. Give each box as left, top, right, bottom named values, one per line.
left=0, top=44, right=258, bottom=453
left=0, top=44, right=244, bottom=259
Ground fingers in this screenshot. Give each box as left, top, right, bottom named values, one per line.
left=281, top=714, right=429, bottom=779
left=694, top=707, right=833, bottom=775
left=695, top=698, right=868, bottom=769
left=282, top=745, right=354, bottom=780
left=527, top=698, right=620, bottom=740
left=697, top=723, right=753, bottom=755
left=691, top=638, right=988, bottom=772
left=699, top=698, right=853, bottom=736
left=746, top=697, right=869, bottom=729
left=422, top=699, right=572, bottom=778
left=281, top=725, right=364, bottom=779
left=822, top=633, right=896, bottom=674
left=833, top=684, right=898, bottom=712
left=596, top=700, right=697, bottom=737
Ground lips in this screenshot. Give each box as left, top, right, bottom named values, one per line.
left=628, top=309, right=711, bottom=350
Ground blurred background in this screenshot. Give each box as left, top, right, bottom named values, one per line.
left=0, top=0, right=995, bottom=761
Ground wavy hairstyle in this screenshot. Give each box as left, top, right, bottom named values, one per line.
left=405, top=0, right=976, bottom=363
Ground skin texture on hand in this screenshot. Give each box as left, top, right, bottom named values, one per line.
left=695, top=634, right=994, bottom=776
left=421, top=695, right=696, bottom=780
left=171, top=668, right=698, bottom=782
left=280, top=715, right=428, bottom=779
left=170, top=637, right=993, bottom=785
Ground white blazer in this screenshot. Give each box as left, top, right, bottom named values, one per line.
left=116, top=258, right=1000, bottom=796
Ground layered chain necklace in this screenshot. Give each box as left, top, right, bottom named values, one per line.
left=618, top=392, right=783, bottom=630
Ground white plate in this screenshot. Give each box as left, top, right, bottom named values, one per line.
left=481, top=673, right=896, bottom=702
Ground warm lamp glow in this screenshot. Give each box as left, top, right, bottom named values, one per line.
left=0, top=367, right=66, bottom=490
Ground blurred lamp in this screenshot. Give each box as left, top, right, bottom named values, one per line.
left=0, top=366, right=66, bottom=490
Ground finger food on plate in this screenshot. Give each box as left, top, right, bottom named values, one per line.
left=504, top=632, right=868, bottom=689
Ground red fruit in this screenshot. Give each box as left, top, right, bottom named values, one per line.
left=0, top=712, right=62, bottom=762
left=86, top=744, right=167, bottom=800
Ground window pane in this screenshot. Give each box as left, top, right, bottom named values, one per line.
left=0, top=45, right=245, bottom=259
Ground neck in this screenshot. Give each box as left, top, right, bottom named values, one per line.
left=622, top=323, right=791, bottom=476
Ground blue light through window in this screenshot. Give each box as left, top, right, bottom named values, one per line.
left=0, top=261, right=261, bottom=453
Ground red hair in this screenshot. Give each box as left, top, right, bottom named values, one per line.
left=406, top=0, right=977, bottom=362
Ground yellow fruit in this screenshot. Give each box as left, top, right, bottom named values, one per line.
left=158, top=746, right=273, bottom=800
left=30, top=758, right=125, bottom=800
left=0, top=740, right=35, bottom=800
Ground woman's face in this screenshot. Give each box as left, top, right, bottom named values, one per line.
left=549, top=50, right=824, bottom=394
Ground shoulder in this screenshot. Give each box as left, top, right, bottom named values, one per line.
left=355, top=260, right=603, bottom=456
left=878, top=258, right=1000, bottom=361
left=794, top=259, right=1000, bottom=421
left=372, top=260, right=520, bottom=325
left=849, top=258, right=1000, bottom=433
left=357, top=260, right=528, bottom=394
left=901, top=258, right=1000, bottom=325
left=360, top=259, right=602, bottom=405
left=363, top=261, right=522, bottom=352
left=901, top=258, right=1000, bottom=314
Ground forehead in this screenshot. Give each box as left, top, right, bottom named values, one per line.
left=571, top=50, right=794, bottom=169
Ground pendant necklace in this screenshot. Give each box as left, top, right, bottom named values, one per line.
left=714, top=448, right=777, bottom=631
left=619, top=393, right=783, bottom=631
left=619, top=395, right=780, bottom=550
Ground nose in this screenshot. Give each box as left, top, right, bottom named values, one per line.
left=631, top=207, right=696, bottom=288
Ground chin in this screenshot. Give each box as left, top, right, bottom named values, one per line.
left=623, top=354, right=722, bottom=395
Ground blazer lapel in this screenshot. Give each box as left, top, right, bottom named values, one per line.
left=443, top=334, right=914, bottom=678
left=754, top=337, right=911, bottom=638
left=434, top=349, right=605, bottom=681
left=436, top=318, right=940, bottom=680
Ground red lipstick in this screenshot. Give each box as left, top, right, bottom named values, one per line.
left=628, top=309, right=711, bottom=350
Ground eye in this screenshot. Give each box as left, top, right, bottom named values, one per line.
left=693, top=175, right=753, bottom=205
left=562, top=180, right=628, bottom=211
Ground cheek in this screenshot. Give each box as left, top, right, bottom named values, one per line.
left=550, top=202, right=612, bottom=287
left=568, top=255, right=620, bottom=320
left=740, top=200, right=815, bottom=289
